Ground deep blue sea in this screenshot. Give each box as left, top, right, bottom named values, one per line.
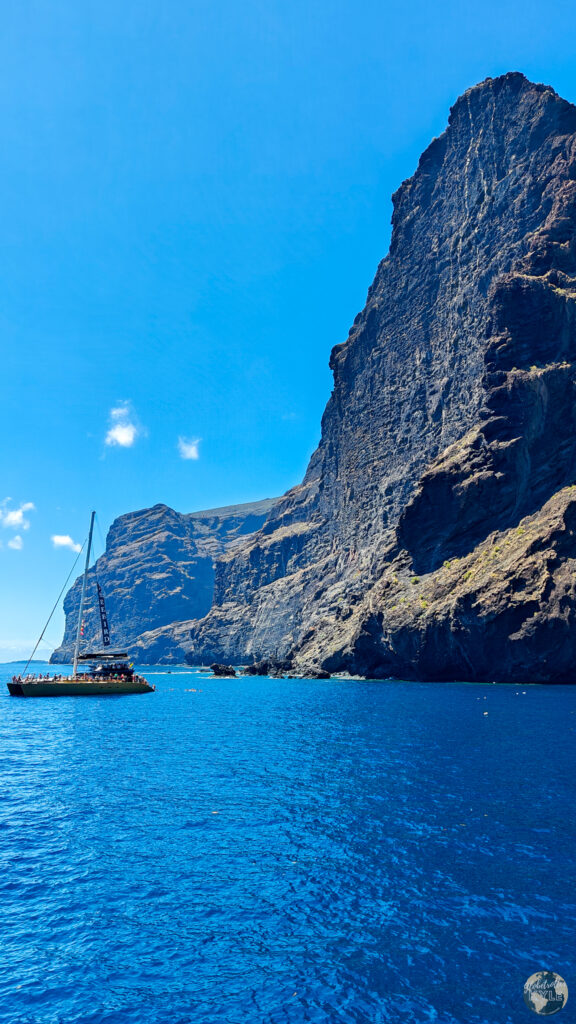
left=0, top=663, right=574, bottom=1024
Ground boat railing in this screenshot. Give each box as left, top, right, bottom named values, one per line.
left=12, top=672, right=148, bottom=684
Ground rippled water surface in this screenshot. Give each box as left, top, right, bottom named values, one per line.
left=0, top=664, right=575, bottom=1024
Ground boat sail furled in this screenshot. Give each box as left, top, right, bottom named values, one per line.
left=8, top=511, right=155, bottom=698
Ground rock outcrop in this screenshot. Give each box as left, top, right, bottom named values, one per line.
left=294, top=487, right=576, bottom=682
left=180, top=72, right=576, bottom=681
left=51, top=499, right=277, bottom=663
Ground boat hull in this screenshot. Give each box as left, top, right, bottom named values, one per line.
left=7, top=679, right=154, bottom=697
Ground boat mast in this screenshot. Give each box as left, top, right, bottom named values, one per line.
left=72, top=510, right=96, bottom=678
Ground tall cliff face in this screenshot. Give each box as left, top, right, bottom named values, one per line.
left=183, top=72, right=576, bottom=679
left=54, top=73, right=576, bottom=680
left=51, top=498, right=277, bottom=663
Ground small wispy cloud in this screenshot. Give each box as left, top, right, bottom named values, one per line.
left=105, top=402, right=142, bottom=448
left=0, top=500, right=35, bottom=531
left=177, top=436, right=201, bottom=461
left=51, top=535, right=82, bottom=553
left=8, top=535, right=23, bottom=550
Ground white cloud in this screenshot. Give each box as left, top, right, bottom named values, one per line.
left=0, top=500, right=35, bottom=531
left=177, top=436, right=201, bottom=460
left=104, top=402, right=141, bottom=448
left=8, top=535, right=23, bottom=550
left=51, top=534, right=82, bottom=553
left=106, top=422, right=138, bottom=447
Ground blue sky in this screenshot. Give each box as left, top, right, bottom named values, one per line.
left=2, top=0, right=576, bottom=659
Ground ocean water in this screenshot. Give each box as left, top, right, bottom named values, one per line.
left=0, top=664, right=574, bottom=1024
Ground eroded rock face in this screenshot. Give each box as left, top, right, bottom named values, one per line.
left=51, top=499, right=277, bottom=663
left=301, top=487, right=576, bottom=683
left=184, top=73, right=576, bottom=680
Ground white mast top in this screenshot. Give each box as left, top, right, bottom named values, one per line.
left=72, top=511, right=96, bottom=678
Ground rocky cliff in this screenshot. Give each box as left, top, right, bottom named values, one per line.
left=55, top=72, right=576, bottom=681
left=51, top=498, right=277, bottom=663
left=181, top=72, right=576, bottom=681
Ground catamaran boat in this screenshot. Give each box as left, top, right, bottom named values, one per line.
left=7, top=512, right=155, bottom=698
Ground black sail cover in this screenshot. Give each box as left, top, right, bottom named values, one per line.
left=96, top=582, right=111, bottom=647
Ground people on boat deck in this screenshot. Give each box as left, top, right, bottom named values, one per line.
left=11, top=670, right=137, bottom=684
left=12, top=673, right=59, bottom=682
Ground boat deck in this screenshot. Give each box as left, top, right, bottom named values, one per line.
left=8, top=675, right=155, bottom=697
